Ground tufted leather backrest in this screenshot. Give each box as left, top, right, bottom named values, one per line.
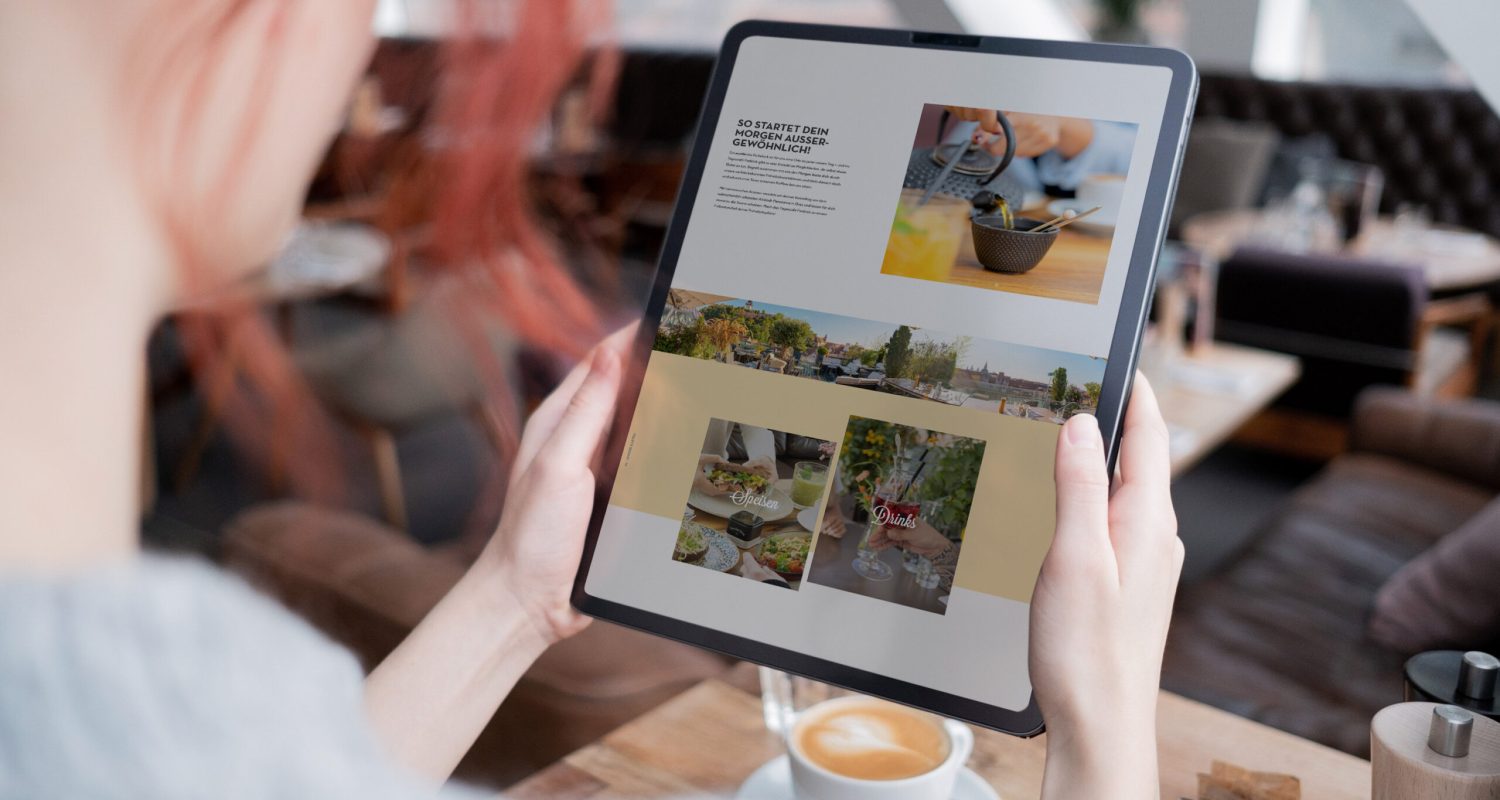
left=1196, top=73, right=1500, bottom=238
left=1216, top=246, right=1427, bottom=416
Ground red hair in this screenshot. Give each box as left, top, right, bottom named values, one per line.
left=138, top=0, right=619, bottom=513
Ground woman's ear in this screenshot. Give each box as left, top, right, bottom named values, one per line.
left=129, top=1, right=377, bottom=285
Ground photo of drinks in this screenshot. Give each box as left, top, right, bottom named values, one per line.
left=671, top=418, right=837, bottom=590
left=654, top=291, right=1108, bottom=424
left=805, top=416, right=987, bottom=615
left=883, top=102, right=1140, bottom=305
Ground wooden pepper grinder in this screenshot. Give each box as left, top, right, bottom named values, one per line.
left=1372, top=701, right=1500, bottom=798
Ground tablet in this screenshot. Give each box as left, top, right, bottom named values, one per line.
left=573, top=21, right=1196, bottom=736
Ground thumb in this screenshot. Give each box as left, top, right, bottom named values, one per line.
left=1051, top=414, right=1111, bottom=559
left=545, top=348, right=622, bottom=465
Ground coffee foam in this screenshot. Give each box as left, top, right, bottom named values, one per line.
left=794, top=702, right=949, bottom=781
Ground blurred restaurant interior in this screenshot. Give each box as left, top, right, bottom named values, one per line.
left=132, top=0, right=1500, bottom=792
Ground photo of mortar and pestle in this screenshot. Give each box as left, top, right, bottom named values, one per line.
left=900, top=108, right=1104, bottom=275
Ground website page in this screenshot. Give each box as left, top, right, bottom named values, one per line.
left=586, top=36, right=1174, bottom=711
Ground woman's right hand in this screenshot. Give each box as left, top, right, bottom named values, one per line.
left=1029, top=374, right=1182, bottom=800
left=882, top=518, right=951, bottom=557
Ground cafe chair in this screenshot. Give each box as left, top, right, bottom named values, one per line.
left=1193, top=74, right=1500, bottom=239
left=1215, top=246, right=1491, bottom=459
left=289, top=285, right=513, bottom=532
left=1169, top=118, right=1281, bottom=237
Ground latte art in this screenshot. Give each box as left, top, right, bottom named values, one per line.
left=793, top=700, right=949, bottom=781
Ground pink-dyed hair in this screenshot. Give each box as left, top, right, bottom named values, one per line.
left=137, top=0, right=619, bottom=512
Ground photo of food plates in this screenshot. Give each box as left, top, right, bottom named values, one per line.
left=669, top=418, right=838, bottom=590
left=687, top=466, right=795, bottom=523
left=672, top=516, right=740, bottom=573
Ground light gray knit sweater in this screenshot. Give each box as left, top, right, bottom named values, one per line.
left=0, top=556, right=484, bottom=799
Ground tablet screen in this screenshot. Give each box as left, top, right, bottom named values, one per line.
left=585, top=34, right=1176, bottom=712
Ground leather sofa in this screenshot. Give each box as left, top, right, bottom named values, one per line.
left=1162, top=388, right=1500, bottom=756
left=1195, top=73, right=1500, bottom=239
left=602, top=58, right=1500, bottom=238
left=1190, top=74, right=1500, bottom=448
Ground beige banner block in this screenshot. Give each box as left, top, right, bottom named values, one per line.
left=611, top=353, right=1058, bottom=603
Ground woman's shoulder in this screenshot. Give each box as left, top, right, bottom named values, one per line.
left=0, top=555, right=476, bottom=799
left=0, top=553, right=362, bottom=686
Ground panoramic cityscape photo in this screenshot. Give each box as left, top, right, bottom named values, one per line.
left=654, top=289, right=1107, bottom=424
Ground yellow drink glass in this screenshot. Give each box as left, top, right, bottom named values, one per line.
left=881, top=188, right=968, bottom=283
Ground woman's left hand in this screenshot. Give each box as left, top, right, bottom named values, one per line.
left=365, top=327, right=631, bottom=781
left=740, top=455, right=778, bottom=481
left=476, top=328, right=630, bottom=646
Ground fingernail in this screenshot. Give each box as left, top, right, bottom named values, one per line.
left=592, top=348, right=619, bottom=378
left=1065, top=414, right=1099, bottom=447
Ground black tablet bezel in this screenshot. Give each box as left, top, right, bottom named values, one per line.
left=571, top=20, right=1197, bottom=737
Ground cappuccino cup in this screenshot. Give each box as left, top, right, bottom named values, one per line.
left=1075, top=173, right=1126, bottom=223
left=786, top=696, right=974, bottom=800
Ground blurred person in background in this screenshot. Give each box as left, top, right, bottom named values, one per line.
left=944, top=107, right=1136, bottom=195
left=0, top=3, right=1179, bottom=798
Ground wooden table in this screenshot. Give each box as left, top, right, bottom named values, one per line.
left=943, top=212, right=1113, bottom=305
left=1141, top=341, right=1301, bottom=477
left=509, top=671, right=1372, bottom=799
left=1351, top=219, right=1500, bottom=291
left=1181, top=208, right=1500, bottom=292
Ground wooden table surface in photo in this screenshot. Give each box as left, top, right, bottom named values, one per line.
left=945, top=218, right=1113, bottom=305
left=689, top=475, right=816, bottom=589
left=1144, top=341, right=1302, bottom=477
left=804, top=511, right=950, bottom=615
left=507, top=673, right=1372, bottom=799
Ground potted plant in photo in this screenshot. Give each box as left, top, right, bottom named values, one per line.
left=839, top=418, right=899, bottom=523
left=704, top=317, right=748, bottom=364
left=917, top=437, right=984, bottom=539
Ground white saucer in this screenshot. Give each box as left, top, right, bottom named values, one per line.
left=797, top=507, right=820, bottom=532
left=1045, top=199, right=1116, bottom=237
left=734, top=756, right=999, bottom=800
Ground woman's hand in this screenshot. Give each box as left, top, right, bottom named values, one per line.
left=864, top=522, right=898, bottom=551
left=1029, top=374, right=1182, bottom=800
left=820, top=510, right=847, bottom=538
left=740, top=454, right=778, bottom=481
left=883, top=518, right=952, bottom=557
left=946, top=107, right=1096, bottom=160
left=693, top=454, right=731, bottom=496
left=366, top=327, right=630, bottom=782
left=478, top=331, right=628, bottom=646
left=972, top=112, right=1063, bottom=159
